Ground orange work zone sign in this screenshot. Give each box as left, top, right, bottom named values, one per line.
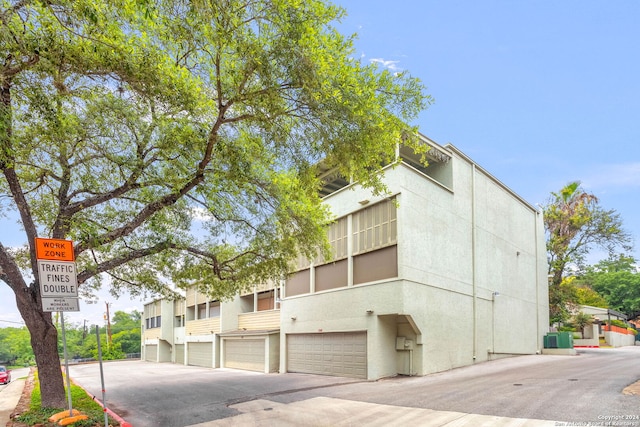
left=35, top=238, right=75, bottom=261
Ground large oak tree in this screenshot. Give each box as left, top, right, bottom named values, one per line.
left=0, top=0, right=430, bottom=407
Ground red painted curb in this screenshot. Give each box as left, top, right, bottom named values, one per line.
left=71, top=380, right=132, bottom=427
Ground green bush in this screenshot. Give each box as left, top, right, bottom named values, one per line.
left=14, top=370, right=118, bottom=427
left=558, top=326, right=576, bottom=332
left=607, top=319, right=628, bottom=329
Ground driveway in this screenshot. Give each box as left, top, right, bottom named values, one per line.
left=68, top=347, right=640, bottom=427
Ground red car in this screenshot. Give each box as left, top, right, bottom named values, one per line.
left=0, top=366, right=10, bottom=385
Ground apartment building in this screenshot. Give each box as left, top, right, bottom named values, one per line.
left=142, top=134, right=549, bottom=380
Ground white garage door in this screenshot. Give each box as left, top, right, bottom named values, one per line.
left=187, top=342, right=213, bottom=367
left=145, top=344, right=157, bottom=362
left=175, top=344, right=185, bottom=365
left=224, top=339, right=265, bottom=372
left=287, top=332, right=367, bottom=379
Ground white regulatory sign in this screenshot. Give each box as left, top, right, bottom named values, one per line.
left=41, top=297, right=80, bottom=312
left=37, top=260, right=78, bottom=297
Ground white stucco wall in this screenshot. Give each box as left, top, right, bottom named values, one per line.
left=281, top=145, right=548, bottom=380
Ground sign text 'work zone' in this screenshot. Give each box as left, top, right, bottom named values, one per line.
left=35, top=237, right=74, bottom=262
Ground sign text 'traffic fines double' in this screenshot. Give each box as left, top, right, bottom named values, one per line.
left=35, top=238, right=80, bottom=312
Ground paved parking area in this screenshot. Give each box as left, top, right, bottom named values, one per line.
left=68, top=347, right=640, bottom=427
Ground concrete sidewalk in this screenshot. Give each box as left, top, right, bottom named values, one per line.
left=187, top=397, right=559, bottom=427
left=0, top=377, right=26, bottom=426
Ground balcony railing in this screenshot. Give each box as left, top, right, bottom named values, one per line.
left=186, top=317, right=221, bottom=335
left=238, top=310, right=280, bottom=330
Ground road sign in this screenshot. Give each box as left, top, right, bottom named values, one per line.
left=38, top=260, right=78, bottom=297
left=35, top=237, right=75, bottom=261
left=41, top=297, right=80, bottom=312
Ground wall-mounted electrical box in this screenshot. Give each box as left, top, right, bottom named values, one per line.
left=396, top=337, right=414, bottom=350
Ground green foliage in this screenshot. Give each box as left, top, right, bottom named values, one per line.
left=15, top=371, right=117, bottom=427
left=578, top=255, right=640, bottom=317
left=93, top=340, right=125, bottom=361
left=569, top=312, right=593, bottom=338
left=549, top=277, right=579, bottom=324
left=575, top=286, right=608, bottom=308
left=544, top=182, right=632, bottom=324
left=544, top=181, right=631, bottom=287
left=606, top=319, right=629, bottom=329
left=0, top=326, right=34, bottom=366
left=1, top=0, right=428, bottom=407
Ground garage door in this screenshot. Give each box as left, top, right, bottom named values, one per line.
left=145, top=344, right=157, bottom=362
left=287, top=332, right=367, bottom=379
left=224, top=339, right=265, bottom=372
left=174, top=344, right=185, bottom=365
left=187, top=342, right=213, bottom=367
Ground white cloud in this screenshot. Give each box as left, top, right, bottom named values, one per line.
left=370, top=58, right=401, bottom=71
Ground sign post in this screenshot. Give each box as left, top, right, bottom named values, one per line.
left=35, top=237, right=79, bottom=416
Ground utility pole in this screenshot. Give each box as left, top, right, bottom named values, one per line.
left=105, top=302, right=112, bottom=350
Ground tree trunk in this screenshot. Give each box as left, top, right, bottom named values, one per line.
left=14, top=285, right=66, bottom=408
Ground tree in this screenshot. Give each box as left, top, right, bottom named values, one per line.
left=111, top=310, right=141, bottom=335
left=570, top=312, right=593, bottom=339
left=575, top=286, right=608, bottom=309
left=0, top=0, right=430, bottom=407
left=0, top=326, right=34, bottom=366
left=543, top=181, right=631, bottom=323
left=549, top=277, right=579, bottom=325
left=110, top=310, right=141, bottom=354
left=579, top=255, right=640, bottom=317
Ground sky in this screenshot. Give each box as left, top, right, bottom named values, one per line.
left=1, top=1, right=639, bottom=327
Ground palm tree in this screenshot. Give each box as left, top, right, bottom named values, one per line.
left=545, top=181, right=598, bottom=287
left=572, top=312, right=594, bottom=339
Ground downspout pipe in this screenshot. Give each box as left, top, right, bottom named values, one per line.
left=472, top=164, right=477, bottom=361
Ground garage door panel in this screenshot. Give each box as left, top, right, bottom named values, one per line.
left=287, top=332, right=366, bottom=379
left=175, top=344, right=184, bottom=365
left=188, top=342, right=213, bottom=367
left=224, top=339, right=265, bottom=372
left=145, top=344, right=157, bottom=362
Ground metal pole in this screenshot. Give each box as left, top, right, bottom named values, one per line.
left=95, top=326, right=109, bottom=427
left=60, top=313, right=73, bottom=417
left=105, top=302, right=112, bottom=350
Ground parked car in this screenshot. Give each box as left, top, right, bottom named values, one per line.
left=0, top=366, right=10, bottom=384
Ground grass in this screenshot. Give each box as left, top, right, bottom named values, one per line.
left=13, top=371, right=118, bottom=427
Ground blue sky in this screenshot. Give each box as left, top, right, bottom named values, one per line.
left=2, top=1, right=639, bottom=326
left=336, top=0, right=639, bottom=256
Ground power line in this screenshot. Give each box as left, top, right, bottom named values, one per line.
left=0, top=319, right=25, bottom=325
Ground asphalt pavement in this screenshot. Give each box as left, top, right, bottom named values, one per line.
left=67, top=347, right=640, bottom=427
left=5, top=348, right=640, bottom=427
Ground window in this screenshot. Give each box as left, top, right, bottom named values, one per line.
left=325, top=217, right=348, bottom=262
left=353, top=199, right=397, bottom=255
left=175, top=315, right=185, bottom=327
left=197, top=303, right=207, bottom=319
left=257, top=290, right=275, bottom=311
left=286, top=269, right=311, bottom=297
left=156, top=316, right=161, bottom=328
left=208, top=302, right=220, bottom=317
